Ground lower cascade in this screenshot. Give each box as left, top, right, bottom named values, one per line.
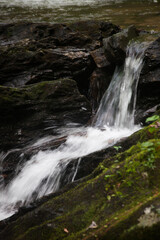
left=0, top=43, right=145, bottom=221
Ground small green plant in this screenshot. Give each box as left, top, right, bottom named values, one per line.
left=104, top=174, right=114, bottom=180
left=145, top=115, right=159, bottom=123
left=141, top=141, right=154, bottom=148
left=141, top=141, right=156, bottom=169
left=113, top=146, right=122, bottom=151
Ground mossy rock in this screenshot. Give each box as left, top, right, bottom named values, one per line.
left=0, top=79, right=91, bottom=124
left=0, top=79, right=91, bottom=150
left=1, top=119, right=160, bottom=240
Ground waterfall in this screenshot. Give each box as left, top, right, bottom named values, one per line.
left=0, top=43, right=145, bottom=221
left=93, top=43, right=145, bottom=128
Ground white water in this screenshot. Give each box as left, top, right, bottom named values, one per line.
left=0, top=43, right=145, bottom=221
left=94, top=43, right=145, bottom=128
left=0, top=0, right=125, bottom=8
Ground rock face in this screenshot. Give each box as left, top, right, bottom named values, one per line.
left=0, top=79, right=91, bottom=150
left=136, top=37, right=160, bottom=123
left=103, top=25, right=139, bottom=66
left=0, top=21, right=120, bottom=96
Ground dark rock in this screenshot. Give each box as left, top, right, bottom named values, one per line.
left=103, top=25, right=139, bottom=66
left=0, top=22, right=97, bottom=93
left=69, top=20, right=120, bottom=42
left=90, top=47, right=110, bottom=68
left=0, top=45, right=95, bottom=92
left=136, top=37, right=160, bottom=123
left=89, top=68, right=113, bottom=111
left=0, top=21, right=120, bottom=93
left=140, top=37, right=160, bottom=76
left=0, top=22, right=92, bottom=48
left=135, top=104, right=160, bottom=125
left=0, top=21, right=121, bottom=106
left=0, top=79, right=91, bottom=151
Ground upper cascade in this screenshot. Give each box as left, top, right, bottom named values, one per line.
left=93, top=42, right=146, bottom=129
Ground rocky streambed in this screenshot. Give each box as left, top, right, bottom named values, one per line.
left=0, top=21, right=160, bottom=239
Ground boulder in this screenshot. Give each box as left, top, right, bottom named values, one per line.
left=0, top=79, right=91, bottom=151
left=103, top=25, right=139, bottom=66
left=0, top=22, right=97, bottom=93
left=0, top=44, right=95, bottom=93
left=0, top=22, right=93, bottom=49
left=69, top=20, right=120, bottom=42
left=89, top=68, right=112, bottom=111
left=136, top=37, right=160, bottom=123
left=0, top=21, right=120, bottom=93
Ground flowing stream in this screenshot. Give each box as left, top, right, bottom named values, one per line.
left=0, top=43, right=145, bottom=221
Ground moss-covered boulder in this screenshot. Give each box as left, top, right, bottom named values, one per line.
left=1, top=117, right=160, bottom=240
left=0, top=79, right=91, bottom=150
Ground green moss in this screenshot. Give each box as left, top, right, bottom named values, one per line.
left=0, top=78, right=75, bottom=124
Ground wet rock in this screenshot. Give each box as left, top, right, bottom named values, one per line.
left=0, top=79, right=91, bottom=150
left=69, top=20, right=120, bottom=42
left=136, top=104, right=160, bottom=125
left=140, top=37, right=160, bottom=77
left=136, top=37, right=160, bottom=123
left=0, top=135, right=68, bottom=185
left=0, top=21, right=121, bottom=99
left=103, top=25, right=139, bottom=66
left=0, top=21, right=120, bottom=92
left=0, top=22, right=96, bottom=92
left=90, top=47, right=110, bottom=68
left=89, top=68, right=112, bottom=111
left=0, top=22, right=92, bottom=48
left=0, top=45, right=95, bottom=92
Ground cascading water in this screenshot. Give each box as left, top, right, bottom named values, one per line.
left=93, top=43, right=145, bottom=128
left=0, top=43, right=145, bottom=221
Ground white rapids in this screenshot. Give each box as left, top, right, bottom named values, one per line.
left=0, top=42, right=145, bottom=221
left=0, top=126, right=136, bottom=221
